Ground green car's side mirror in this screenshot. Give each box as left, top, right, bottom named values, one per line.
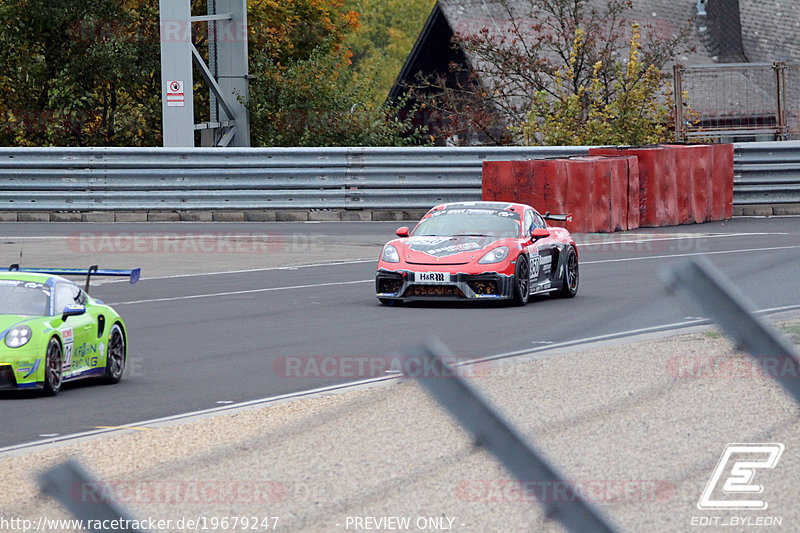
left=61, top=304, right=86, bottom=321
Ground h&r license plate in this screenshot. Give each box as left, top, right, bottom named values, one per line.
left=414, top=272, right=450, bottom=284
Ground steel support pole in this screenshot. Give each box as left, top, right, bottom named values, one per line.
left=215, top=0, right=250, bottom=146
left=159, top=0, right=195, bottom=147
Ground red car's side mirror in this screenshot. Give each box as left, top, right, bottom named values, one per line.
left=530, top=228, right=550, bottom=241
left=396, top=226, right=409, bottom=238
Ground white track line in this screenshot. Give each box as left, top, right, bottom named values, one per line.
left=113, top=279, right=373, bottom=305
left=110, top=244, right=800, bottom=306
left=582, top=244, right=800, bottom=264
left=575, top=232, right=787, bottom=246
left=94, top=259, right=377, bottom=285
left=4, top=303, right=799, bottom=457
left=467, top=303, right=800, bottom=364
left=45, top=231, right=797, bottom=286
left=0, top=375, right=398, bottom=456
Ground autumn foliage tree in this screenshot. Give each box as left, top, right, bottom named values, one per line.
left=0, top=0, right=426, bottom=147
left=247, top=0, right=425, bottom=146
left=344, top=0, right=436, bottom=104
left=411, top=0, right=691, bottom=145
left=520, top=24, right=674, bottom=145
left=0, top=0, right=162, bottom=146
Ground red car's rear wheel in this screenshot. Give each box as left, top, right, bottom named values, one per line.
left=557, top=246, right=579, bottom=298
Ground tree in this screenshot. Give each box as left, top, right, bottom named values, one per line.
left=520, top=24, right=674, bottom=145
left=0, top=0, right=162, bottom=146
left=410, top=0, right=691, bottom=145
left=0, top=0, right=427, bottom=147
left=247, top=0, right=426, bottom=146
left=343, top=0, right=436, bottom=105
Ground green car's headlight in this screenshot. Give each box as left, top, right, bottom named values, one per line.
left=5, top=325, right=32, bottom=348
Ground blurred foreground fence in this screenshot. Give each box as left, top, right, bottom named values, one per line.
left=38, top=258, right=800, bottom=531
left=0, top=142, right=798, bottom=210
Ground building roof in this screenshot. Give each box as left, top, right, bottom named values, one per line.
left=390, top=1, right=799, bottom=135
left=739, top=0, right=800, bottom=62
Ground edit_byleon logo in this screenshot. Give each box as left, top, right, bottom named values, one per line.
left=697, top=443, right=785, bottom=510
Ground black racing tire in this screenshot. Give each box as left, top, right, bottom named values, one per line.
left=557, top=246, right=579, bottom=298
left=512, top=255, right=530, bottom=306
left=43, top=337, right=63, bottom=396
left=103, top=323, right=126, bottom=384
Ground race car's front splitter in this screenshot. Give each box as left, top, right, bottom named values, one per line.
left=376, top=269, right=516, bottom=302
left=0, top=362, right=42, bottom=390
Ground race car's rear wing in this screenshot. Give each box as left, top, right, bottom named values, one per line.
left=543, top=212, right=573, bottom=223
left=1, top=264, right=140, bottom=292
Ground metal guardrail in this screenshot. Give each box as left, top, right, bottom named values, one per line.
left=0, top=146, right=585, bottom=211
left=733, top=141, right=800, bottom=205
left=0, top=143, right=798, bottom=210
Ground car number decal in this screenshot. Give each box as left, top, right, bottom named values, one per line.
left=61, top=328, right=74, bottom=369
left=529, top=252, right=541, bottom=280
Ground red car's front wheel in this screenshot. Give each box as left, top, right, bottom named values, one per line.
left=512, top=255, right=530, bottom=306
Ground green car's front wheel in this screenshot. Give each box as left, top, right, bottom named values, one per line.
left=103, top=324, right=126, bottom=384
left=43, top=337, right=63, bottom=396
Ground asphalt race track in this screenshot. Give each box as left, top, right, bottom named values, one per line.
left=1, top=217, right=799, bottom=449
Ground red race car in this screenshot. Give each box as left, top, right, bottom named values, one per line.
left=375, top=201, right=579, bottom=305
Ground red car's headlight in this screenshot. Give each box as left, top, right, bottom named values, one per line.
left=381, top=244, right=400, bottom=263
left=478, top=246, right=509, bottom=264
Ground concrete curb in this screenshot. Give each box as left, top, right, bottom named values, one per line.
left=733, top=204, right=800, bottom=216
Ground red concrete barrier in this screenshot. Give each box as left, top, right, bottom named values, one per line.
left=482, top=155, right=638, bottom=233
left=622, top=155, right=640, bottom=230
left=711, top=143, right=734, bottom=220
left=481, top=161, right=526, bottom=202
left=484, top=143, right=732, bottom=232
left=671, top=146, right=693, bottom=224
left=593, top=144, right=733, bottom=226
left=591, top=146, right=680, bottom=227
left=664, top=144, right=714, bottom=223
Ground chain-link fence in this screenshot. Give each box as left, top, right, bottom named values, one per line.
left=674, top=62, right=800, bottom=142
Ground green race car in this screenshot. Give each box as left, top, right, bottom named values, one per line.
left=0, top=265, right=139, bottom=395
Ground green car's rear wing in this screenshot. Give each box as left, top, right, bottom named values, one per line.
left=1, top=264, right=140, bottom=292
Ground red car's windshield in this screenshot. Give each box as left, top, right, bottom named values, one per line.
left=0, top=281, right=50, bottom=316
left=413, top=211, right=521, bottom=238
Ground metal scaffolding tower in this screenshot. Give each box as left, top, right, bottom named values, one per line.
left=159, top=0, right=250, bottom=147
